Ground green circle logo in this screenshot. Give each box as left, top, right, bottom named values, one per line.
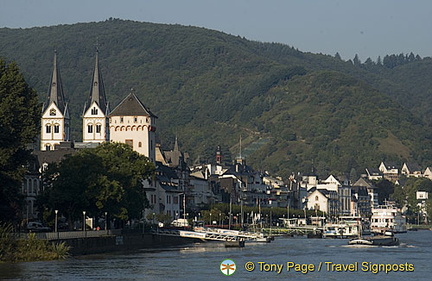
left=220, top=259, right=236, bottom=276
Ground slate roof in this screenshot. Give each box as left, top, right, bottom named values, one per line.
left=404, top=162, right=421, bottom=172
left=366, top=167, right=381, bottom=175
left=108, top=92, right=157, bottom=117
left=83, top=50, right=109, bottom=114
left=42, top=51, right=67, bottom=113
left=352, top=177, right=374, bottom=188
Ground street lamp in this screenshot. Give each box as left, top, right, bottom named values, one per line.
left=83, top=211, right=86, bottom=237
left=105, top=211, right=108, bottom=235
left=54, top=209, right=58, bottom=234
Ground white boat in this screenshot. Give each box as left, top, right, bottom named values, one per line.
left=323, top=218, right=361, bottom=238
left=370, top=204, right=407, bottom=234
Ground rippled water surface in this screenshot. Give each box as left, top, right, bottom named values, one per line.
left=1, top=230, right=431, bottom=280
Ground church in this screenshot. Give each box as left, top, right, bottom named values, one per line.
left=27, top=50, right=184, bottom=222
left=39, top=50, right=157, bottom=162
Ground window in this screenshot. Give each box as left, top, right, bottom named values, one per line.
left=125, top=139, right=133, bottom=147
left=45, top=144, right=51, bottom=151
left=91, top=107, right=98, bottom=115
left=45, top=125, right=51, bottom=134
left=96, top=124, right=101, bottom=133
left=315, top=196, right=319, bottom=201
left=173, top=196, right=178, bottom=205
left=120, top=117, right=124, bottom=123
left=138, top=142, right=142, bottom=147
left=88, top=125, right=93, bottom=133
left=54, top=125, right=60, bottom=133
left=134, top=117, right=138, bottom=123
left=50, top=109, right=56, bottom=116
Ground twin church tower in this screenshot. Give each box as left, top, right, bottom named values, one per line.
left=40, top=50, right=157, bottom=162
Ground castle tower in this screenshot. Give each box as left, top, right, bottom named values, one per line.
left=108, top=92, right=157, bottom=162
left=40, top=51, right=70, bottom=151
left=82, top=49, right=109, bottom=143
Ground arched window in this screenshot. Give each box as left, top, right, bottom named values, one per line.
left=54, top=124, right=60, bottom=133
left=46, top=125, right=51, bottom=134
left=96, top=124, right=102, bottom=133
left=91, top=107, right=98, bottom=115
left=45, top=144, right=51, bottom=151
left=138, top=142, right=142, bottom=147
left=88, top=124, right=93, bottom=133
left=315, top=196, right=319, bottom=201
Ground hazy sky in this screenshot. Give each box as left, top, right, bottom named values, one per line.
left=1, top=0, right=431, bottom=61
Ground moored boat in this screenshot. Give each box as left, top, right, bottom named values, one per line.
left=225, top=239, right=245, bottom=247
left=370, top=203, right=407, bottom=234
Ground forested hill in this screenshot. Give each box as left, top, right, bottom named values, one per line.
left=1, top=19, right=431, bottom=177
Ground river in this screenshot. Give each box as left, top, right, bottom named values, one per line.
left=1, top=230, right=430, bottom=280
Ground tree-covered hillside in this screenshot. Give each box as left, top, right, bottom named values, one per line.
left=1, top=19, right=431, bottom=177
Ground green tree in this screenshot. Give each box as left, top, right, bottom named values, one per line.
left=375, top=179, right=395, bottom=204
left=39, top=143, right=155, bottom=228
left=353, top=54, right=361, bottom=66
left=0, top=59, right=40, bottom=223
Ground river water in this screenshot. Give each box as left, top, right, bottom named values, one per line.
left=1, top=230, right=431, bottom=280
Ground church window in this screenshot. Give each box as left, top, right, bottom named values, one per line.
left=96, top=124, right=102, bottom=133
left=50, top=109, right=56, bottom=116
left=54, top=124, right=60, bottom=133
left=315, top=196, right=319, bottom=201
left=45, top=125, right=51, bottom=134
left=91, top=107, right=98, bottom=115
left=138, top=142, right=142, bottom=148
left=88, top=125, right=93, bottom=133
left=134, top=117, right=138, bottom=123
left=120, top=117, right=124, bottom=123
left=45, top=144, right=51, bottom=151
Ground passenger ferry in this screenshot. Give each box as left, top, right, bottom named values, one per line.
left=370, top=204, right=407, bottom=233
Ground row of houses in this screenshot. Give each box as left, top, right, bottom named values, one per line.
left=19, top=50, right=430, bottom=223
left=366, top=161, right=432, bottom=182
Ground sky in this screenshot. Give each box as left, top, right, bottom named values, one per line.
left=0, top=0, right=431, bottom=61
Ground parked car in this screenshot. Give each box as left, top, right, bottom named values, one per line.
left=26, top=222, right=50, bottom=232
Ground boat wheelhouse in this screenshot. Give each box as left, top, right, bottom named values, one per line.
left=370, top=204, right=407, bottom=233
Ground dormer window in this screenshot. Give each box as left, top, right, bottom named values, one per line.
left=91, top=107, right=98, bottom=115
left=50, top=109, right=56, bottom=116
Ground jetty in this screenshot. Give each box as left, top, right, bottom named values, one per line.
left=154, top=226, right=270, bottom=243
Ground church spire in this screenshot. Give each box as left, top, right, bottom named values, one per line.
left=84, top=49, right=108, bottom=114
left=43, top=51, right=67, bottom=113
left=174, top=136, right=179, bottom=152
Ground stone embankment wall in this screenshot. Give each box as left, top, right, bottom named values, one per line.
left=53, top=233, right=194, bottom=255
